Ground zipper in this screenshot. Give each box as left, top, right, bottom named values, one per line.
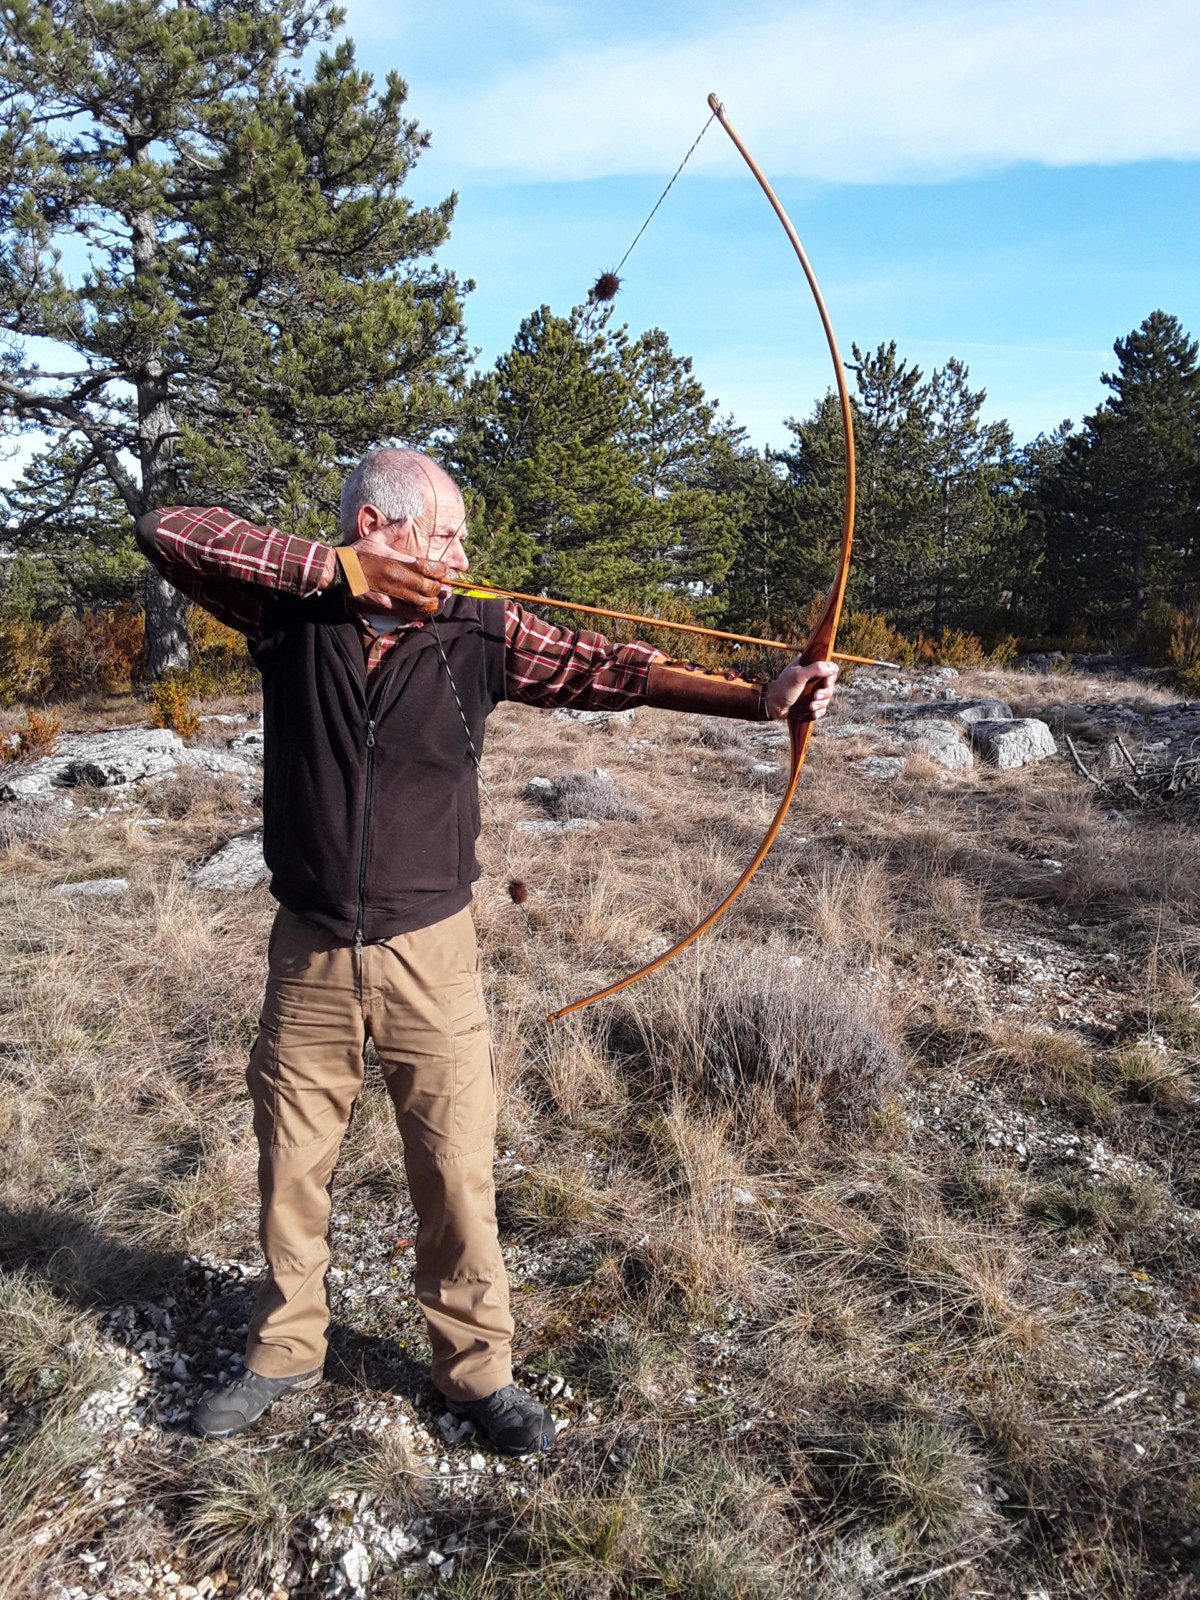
left=354, top=715, right=376, bottom=947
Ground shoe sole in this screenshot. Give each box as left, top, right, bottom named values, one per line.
left=190, top=1372, right=322, bottom=1440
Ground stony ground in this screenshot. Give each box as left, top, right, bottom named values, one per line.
left=1, top=660, right=1198, bottom=1600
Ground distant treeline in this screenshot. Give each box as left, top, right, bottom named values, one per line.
left=0, top=1, right=1196, bottom=680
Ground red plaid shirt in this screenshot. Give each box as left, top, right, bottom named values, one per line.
left=142, top=507, right=665, bottom=709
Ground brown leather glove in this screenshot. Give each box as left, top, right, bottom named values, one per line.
left=644, top=659, right=768, bottom=720
left=329, top=544, right=447, bottom=619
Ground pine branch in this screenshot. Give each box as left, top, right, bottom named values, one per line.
left=0, top=374, right=141, bottom=512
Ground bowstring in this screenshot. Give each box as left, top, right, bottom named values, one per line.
left=436, top=107, right=718, bottom=1012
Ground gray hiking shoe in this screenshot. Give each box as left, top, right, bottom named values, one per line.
left=447, top=1383, right=556, bottom=1456
left=190, top=1367, right=322, bottom=1440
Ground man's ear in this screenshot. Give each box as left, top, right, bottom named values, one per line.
left=354, top=504, right=387, bottom=543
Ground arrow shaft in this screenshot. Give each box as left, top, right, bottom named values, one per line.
left=444, top=576, right=894, bottom=668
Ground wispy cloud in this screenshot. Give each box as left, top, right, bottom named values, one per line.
left=410, top=0, right=1200, bottom=184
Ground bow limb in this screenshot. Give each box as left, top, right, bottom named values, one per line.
left=547, top=94, right=856, bottom=1024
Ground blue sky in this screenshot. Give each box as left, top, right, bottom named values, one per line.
left=341, top=0, right=1200, bottom=451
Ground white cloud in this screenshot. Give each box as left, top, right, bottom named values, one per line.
left=413, top=0, right=1200, bottom=184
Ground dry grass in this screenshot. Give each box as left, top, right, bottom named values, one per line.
left=0, top=672, right=1198, bottom=1598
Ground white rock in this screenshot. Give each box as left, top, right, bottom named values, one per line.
left=516, top=818, right=596, bottom=834
left=907, top=698, right=1011, bottom=729
left=525, top=776, right=555, bottom=799
left=338, top=1542, right=371, bottom=1588
left=970, top=717, right=1057, bottom=768
left=857, top=756, right=906, bottom=781
left=900, top=718, right=973, bottom=771
left=174, top=748, right=258, bottom=779
left=551, top=707, right=635, bottom=726
left=51, top=877, right=129, bottom=899
left=1, top=727, right=186, bottom=799
left=188, top=828, right=268, bottom=891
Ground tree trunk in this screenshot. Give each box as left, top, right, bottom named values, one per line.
left=131, top=188, right=190, bottom=678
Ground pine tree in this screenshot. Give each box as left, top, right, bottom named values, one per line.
left=452, top=306, right=657, bottom=606
left=0, top=0, right=468, bottom=674
left=617, top=327, right=746, bottom=608
left=845, top=341, right=934, bottom=629
left=1, top=445, right=138, bottom=616
left=921, top=358, right=1021, bottom=636
left=1042, top=312, right=1200, bottom=633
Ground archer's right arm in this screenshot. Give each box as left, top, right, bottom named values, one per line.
left=135, top=508, right=444, bottom=637
left=135, top=507, right=337, bottom=637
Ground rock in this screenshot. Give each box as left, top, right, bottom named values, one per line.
left=905, top=698, right=1011, bottom=729
left=51, top=877, right=129, bottom=899
left=970, top=718, right=1057, bottom=768
left=227, top=729, right=265, bottom=758
left=823, top=720, right=883, bottom=741
left=524, top=776, right=555, bottom=800
left=551, top=707, right=636, bottom=727
left=338, top=1543, right=371, bottom=1589
left=858, top=756, right=906, bottom=780
left=175, top=748, right=259, bottom=779
left=1, top=728, right=186, bottom=800
left=189, top=828, right=268, bottom=890
left=516, top=818, right=596, bottom=834
left=750, top=761, right=781, bottom=778
left=1, top=726, right=258, bottom=801
left=900, top=718, right=973, bottom=771
left=923, top=666, right=960, bottom=680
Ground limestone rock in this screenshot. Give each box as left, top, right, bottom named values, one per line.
left=970, top=717, right=1057, bottom=768
left=1, top=728, right=186, bottom=799
left=227, top=728, right=265, bottom=759
left=858, top=756, right=907, bottom=780
left=189, top=827, right=269, bottom=890
left=175, top=747, right=259, bottom=779
left=551, top=707, right=636, bottom=727
left=905, top=698, right=1012, bottom=729
left=900, top=718, right=973, bottom=771
left=51, top=877, right=130, bottom=899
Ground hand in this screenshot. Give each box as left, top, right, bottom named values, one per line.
left=764, top=657, right=839, bottom=722
left=352, top=546, right=448, bottom=620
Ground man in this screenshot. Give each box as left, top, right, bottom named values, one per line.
left=135, top=448, right=837, bottom=1455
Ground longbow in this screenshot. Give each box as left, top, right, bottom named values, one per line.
left=547, top=92, right=857, bottom=1023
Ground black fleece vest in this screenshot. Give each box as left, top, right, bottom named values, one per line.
left=250, top=592, right=508, bottom=942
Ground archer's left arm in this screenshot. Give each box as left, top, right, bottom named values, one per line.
left=502, top=602, right=837, bottom=721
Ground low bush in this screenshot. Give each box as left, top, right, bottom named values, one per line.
left=547, top=770, right=645, bottom=823
left=0, top=616, right=53, bottom=705
left=148, top=676, right=200, bottom=740
left=10, top=706, right=61, bottom=759
left=615, top=943, right=904, bottom=1130
left=49, top=606, right=143, bottom=695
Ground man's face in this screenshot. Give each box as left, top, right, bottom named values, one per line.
left=353, top=464, right=470, bottom=575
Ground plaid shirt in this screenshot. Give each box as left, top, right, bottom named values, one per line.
left=143, top=507, right=665, bottom=709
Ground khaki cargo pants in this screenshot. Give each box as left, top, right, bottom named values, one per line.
left=242, top=904, right=513, bottom=1403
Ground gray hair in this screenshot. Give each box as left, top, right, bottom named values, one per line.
left=339, top=449, right=436, bottom=541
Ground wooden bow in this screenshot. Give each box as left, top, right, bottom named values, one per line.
left=547, top=93, right=857, bottom=1022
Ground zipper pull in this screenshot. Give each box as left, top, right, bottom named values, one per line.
left=354, top=928, right=364, bottom=954
left=366, top=718, right=376, bottom=748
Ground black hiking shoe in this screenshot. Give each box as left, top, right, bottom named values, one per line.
left=446, top=1383, right=556, bottom=1456
left=190, top=1367, right=322, bottom=1440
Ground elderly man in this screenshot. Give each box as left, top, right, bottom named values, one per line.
left=135, top=448, right=837, bottom=1455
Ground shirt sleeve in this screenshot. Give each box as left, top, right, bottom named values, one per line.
left=503, top=600, right=666, bottom=710
left=135, top=506, right=334, bottom=639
